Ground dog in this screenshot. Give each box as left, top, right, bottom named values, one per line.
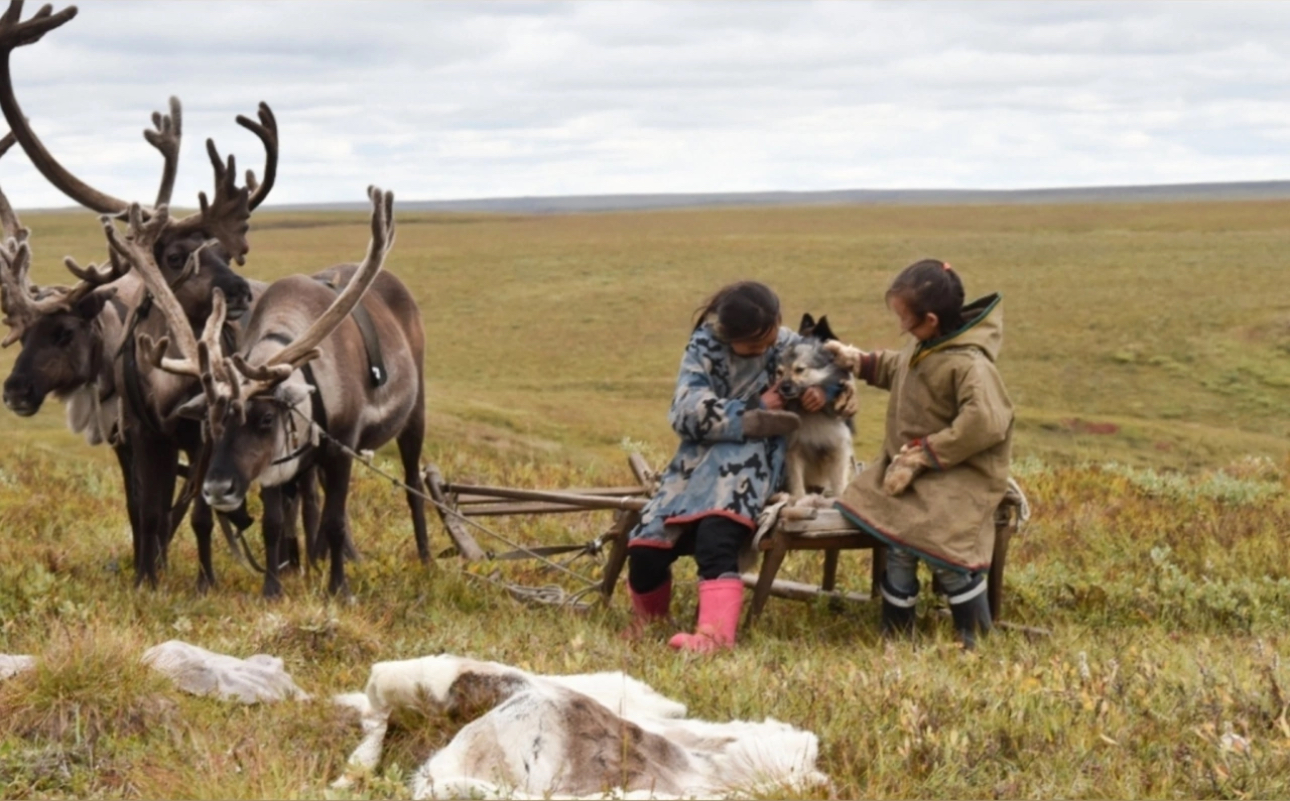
left=774, top=314, right=857, bottom=499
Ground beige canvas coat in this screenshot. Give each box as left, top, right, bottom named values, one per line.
left=835, top=294, right=1013, bottom=573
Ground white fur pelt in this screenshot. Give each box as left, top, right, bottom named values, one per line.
left=333, top=654, right=829, bottom=799
left=142, top=640, right=311, bottom=704
left=0, top=654, right=35, bottom=681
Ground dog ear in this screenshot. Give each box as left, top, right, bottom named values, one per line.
left=798, top=313, right=816, bottom=336
left=811, top=315, right=838, bottom=342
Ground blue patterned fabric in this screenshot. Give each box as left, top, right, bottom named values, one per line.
left=629, top=323, right=800, bottom=548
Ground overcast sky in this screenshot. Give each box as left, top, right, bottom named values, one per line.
left=2, top=0, right=1289, bottom=208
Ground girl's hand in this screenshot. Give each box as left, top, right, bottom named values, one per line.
left=800, top=386, right=826, bottom=412
left=760, top=386, right=786, bottom=410
left=833, top=381, right=859, bottom=417
left=882, top=442, right=933, bottom=495
left=823, top=340, right=866, bottom=373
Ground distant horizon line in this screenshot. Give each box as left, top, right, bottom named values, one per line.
left=19, top=178, right=1290, bottom=215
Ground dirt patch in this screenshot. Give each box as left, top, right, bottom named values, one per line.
left=1062, top=418, right=1120, bottom=435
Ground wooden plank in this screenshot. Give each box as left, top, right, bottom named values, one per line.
left=423, top=464, right=487, bottom=561
left=438, top=483, right=648, bottom=512
left=740, top=574, right=874, bottom=605
left=601, top=453, right=653, bottom=600
left=453, top=486, right=649, bottom=505
left=627, top=453, right=655, bottom=489
left=458, top=501, right=624, bottom=517
left=757, top=532, right=879, bottom=551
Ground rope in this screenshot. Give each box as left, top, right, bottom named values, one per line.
left=463, top=570, right=604, bottom=612
left=284, top=405, right=604, bottom=592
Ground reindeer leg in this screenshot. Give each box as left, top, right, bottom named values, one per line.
left=319, top=454, right=355, bottom=597
left=279, top=481, right=302, bottom=570
left=131, top=435, right=178, bottom=590
left=260, top=484, right=287, bottom=600
left=397, top=398, right=430, bottom=564
left=301, top=466, right=325, bottom=568
left=112, top=444, right=141, bottom=577
left=189, top=497, right=216, bottom=593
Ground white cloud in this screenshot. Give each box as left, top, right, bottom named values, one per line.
left=0, top=0, right=1288, bottom=208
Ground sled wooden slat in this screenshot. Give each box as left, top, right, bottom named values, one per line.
left=426, top=457, right=652, bottom=575
left=452, top=486, right=652, bottom=505
left=424, top=464, right=488, bottom=561
left=739, top=574, right=875, bottom=605
left=745, top=502, right=1020, bottom=627
left=455, top=501, right=643, bottom=517
left=439, top=483, right=649, bottom=512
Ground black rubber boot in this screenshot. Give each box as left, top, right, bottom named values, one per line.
left=879, top=573, right=918, bottom=638
left=948, top=574, right=993, bottom=650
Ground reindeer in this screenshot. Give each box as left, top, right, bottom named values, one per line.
left=0, top=0, right=285, bottom=589
left=121, top=187, right=429, bottom=598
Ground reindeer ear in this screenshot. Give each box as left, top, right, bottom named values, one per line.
left=273, top=381, right=313, bottom=409
left=798, top=313, right=816, bottom=336
left=811, top=315, right=838, bottom=342
left=74, top=288, right=116, bottom=321
left=174, top=393, right=210, bottom=420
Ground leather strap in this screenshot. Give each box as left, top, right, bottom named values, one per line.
left=314, top=275, right=387, bottom=388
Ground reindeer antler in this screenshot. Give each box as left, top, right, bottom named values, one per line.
left=164, top=100, right=277, bottom=266
left=239, top=102, right=277, bottom=212
left=164, top=138, right=252, bottom=266
left=144, top=96, right=182, bottom=209
left=0, top=2, right=127, bottom=214
left=0, top=129, right=25, bottom=243
left=100, top=203, right=220, bottom=377
left=0, top=2, right=276, bottom=261
left=0, top=125, right=124, bottom=346
left=229, top=186, right=395, bottom=398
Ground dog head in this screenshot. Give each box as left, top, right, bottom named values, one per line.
left=776, top=314, right=852, bottom=408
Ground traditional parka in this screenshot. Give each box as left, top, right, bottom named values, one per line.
left=629, top=322, right=799, bottom=550
left=835, top=294, right=1013, bottom=573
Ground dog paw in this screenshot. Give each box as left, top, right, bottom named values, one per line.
left=794, top=493, right=834, bottom=509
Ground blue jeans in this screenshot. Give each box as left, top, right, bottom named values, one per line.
left=885, top=546, right=978, bottom=597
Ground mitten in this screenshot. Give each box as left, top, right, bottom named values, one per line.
left=743, top=409, right=801, bottom=439
left=832, top=380, right=858, bottom=418
left=823, top=340, right=866, bottom=374
left=882, top=442, right=932, bottom=495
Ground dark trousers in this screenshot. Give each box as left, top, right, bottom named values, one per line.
left=627, top=515, right=751, bottom=594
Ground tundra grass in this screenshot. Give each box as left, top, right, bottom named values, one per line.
left=0, top=200, right=1289, bottom=798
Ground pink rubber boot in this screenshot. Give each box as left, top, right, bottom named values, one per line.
left=668, top=578, right=743, bottom=653
left=621, top=580, right=672, bottom=640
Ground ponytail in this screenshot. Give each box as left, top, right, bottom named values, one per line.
left=886, top=259, right=965, bottom=334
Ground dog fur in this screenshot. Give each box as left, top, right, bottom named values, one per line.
left=775, top=314, right=856, bottom=499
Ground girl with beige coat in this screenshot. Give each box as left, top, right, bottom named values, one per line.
left=826, top=259, right=1013, bottom=648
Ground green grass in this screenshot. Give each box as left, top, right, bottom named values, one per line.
left=2, top=200, right=1290, bottom=798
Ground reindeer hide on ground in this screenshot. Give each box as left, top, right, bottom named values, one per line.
left=0, top=654, right=35, bottom=681
left=333, top=654, right=829, bottom=799
left=142, top=640, right=311, bottom=704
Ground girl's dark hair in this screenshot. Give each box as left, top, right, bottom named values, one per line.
left=886, top=259, right=965, bottom=334
left=693, top=280, right=781, bottom=340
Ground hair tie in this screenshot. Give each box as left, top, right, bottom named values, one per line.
left=943, top=262, right=953, bottom=272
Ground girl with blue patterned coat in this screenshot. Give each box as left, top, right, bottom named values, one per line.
left=624, top=281, right=824, bottom=653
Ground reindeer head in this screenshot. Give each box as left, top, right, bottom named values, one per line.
left=0, top=1, right=280, bottom=321
left=113, top=187, right=396, bottom=511
left=0, top=246, right=120, bottom=415
left=0, top=131, right=127, bottom=414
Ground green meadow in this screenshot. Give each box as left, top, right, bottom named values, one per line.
left=1, top=199, right=1288, bottom=798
